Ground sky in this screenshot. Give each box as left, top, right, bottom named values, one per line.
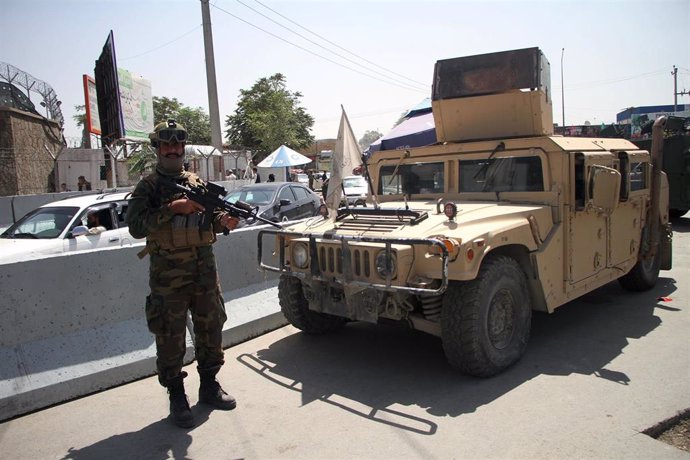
left=2, top=0, right=689, bottom=148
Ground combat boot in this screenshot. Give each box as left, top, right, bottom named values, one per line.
left=198, top=365, right=236, bottom=410
left=166, top=372, right=195, bottom=428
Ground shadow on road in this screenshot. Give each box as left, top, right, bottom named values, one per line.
left=59, top=405, right=214, bottom=459
left=671, top=214, right=690, bottom=234
left=237, top=277, right=678, bottom=434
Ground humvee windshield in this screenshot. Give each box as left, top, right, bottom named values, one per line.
left=460, top=156, right=544, bottom=192
left=379, top=162, right=444, bottom=195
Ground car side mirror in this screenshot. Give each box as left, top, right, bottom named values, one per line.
left=279, top=199, right=291, bottom=207
left=71, top=225, right=89, bottom=237
left=589, top=165, right=621, bottom=213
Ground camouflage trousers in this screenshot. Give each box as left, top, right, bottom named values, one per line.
left=145, top=245, right=227, bottom=387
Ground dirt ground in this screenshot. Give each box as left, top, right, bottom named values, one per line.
left=656, top=416, right=690, bottom=452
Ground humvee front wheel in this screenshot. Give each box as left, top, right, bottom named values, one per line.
left=441, top=255, right=532, bottom=377
left=618, top=249, right=660, bottom=292
left=278, top=275, right=346, bottom=334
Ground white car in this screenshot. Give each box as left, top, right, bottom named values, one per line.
left=341, top=175, right=369, bottom=206
left=0, top=192, right=143, bottom=263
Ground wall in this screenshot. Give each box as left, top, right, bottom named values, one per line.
left=0, top=225, right=284, bottom=421
left=0, top=107, right=63, bottom=195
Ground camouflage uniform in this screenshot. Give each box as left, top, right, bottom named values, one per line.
left=126, top=169, right=228, bottom=386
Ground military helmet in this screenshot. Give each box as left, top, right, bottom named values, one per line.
left=149, top=119, right=188, bottom=148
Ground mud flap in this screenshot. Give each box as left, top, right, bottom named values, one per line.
left=660, top=223, right=673, bottom=270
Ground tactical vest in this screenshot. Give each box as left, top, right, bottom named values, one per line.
left=145, top=171, right=216, bottom=251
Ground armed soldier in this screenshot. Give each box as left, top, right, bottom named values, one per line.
left=126, top=119, right=239, bottom=428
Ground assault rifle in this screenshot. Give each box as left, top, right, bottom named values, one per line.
left=159, top=178, right=282, bottom=231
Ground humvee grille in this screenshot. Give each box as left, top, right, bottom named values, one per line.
left=318, top=245, right=372, bottom=277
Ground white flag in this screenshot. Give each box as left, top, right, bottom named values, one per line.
left=325, top=107, right=363, bottom=215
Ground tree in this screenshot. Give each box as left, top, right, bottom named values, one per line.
left=225, top=73, right=314, bottom=161
left=152, top=96, right=211, bottom=145
left=359, top=130, right=383, bottom=151
left=73, top=105, right=89, bottom=148
left=152, top=96, right=182, bottom=122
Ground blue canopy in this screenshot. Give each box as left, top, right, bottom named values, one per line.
left=367, top=111, right=437, bottom=155
left=257, top=145, right=311, bottom=167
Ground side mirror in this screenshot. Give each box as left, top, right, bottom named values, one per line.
left=589, top=165, right=621, bottom=213
left=71, top=225, right=89, bottom=237
left=279, top=199, right=291, bottom=207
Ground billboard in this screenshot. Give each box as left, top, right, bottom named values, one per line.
left=94, top=30, right=124, bottom=146
left=94, top=30, right=154, bottom=144
left=117, top=68, right=154, bottom=141
left=82, top=75, right=101, bottom=134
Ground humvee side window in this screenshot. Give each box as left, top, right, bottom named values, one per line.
left=459, top=156, right=543, bottom=192
left=574, top=153, right=585, bottom=209
left=630, top=162, right=647, bottom=191
left=379, top=162, right=444, bottom=195
left=618, top=153, right=630, bottom=201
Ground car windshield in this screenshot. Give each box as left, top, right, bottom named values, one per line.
left=343, top=177, right=366, bottom=188
left=1, top=206, right=78, bottom=239
left=225, top=188, right=276, bottom=206
left=459, top=156, right=544, bottom=192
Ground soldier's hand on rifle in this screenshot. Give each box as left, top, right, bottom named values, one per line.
left=220, top=213, right=240, bottom=231
left=168, top=198, right=205, bottom=215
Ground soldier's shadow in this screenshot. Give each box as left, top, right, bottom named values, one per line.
left=60, top=405, right=213, bottom=460
left=237, top=277, right=677, bottom=434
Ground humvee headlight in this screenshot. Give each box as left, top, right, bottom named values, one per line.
left=292, top=242, right=309, bottom=269
left=375, top=250, right=397, bottom=279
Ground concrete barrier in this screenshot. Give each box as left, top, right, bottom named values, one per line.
left=0, top=225, right=285, bottom=421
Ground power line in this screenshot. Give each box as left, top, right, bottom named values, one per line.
left=119, top=25, right=203, bottom=61
left=566, top=69, right=667, bottom=89
left=234, top=0, right=428, bottom=92
left=210, top=3, right=428, bottom=94
left=249, top=0, right=429, bottom=88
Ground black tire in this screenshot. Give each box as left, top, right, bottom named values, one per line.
left=618, top=249, right=660, bottom=291
left=441, top=254, right=532, bottom=377
left=278, top=275, right=346, bottom=334
left=669, top=208, right=688, bottom=219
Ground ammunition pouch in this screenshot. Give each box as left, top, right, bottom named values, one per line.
left=148, top=213, right=216, bottom=251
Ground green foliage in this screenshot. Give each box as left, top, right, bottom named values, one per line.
left=73, top=105, right=89, bottom=148
left=153, top=96, right=211, bottom=145
left=225, top=73, right=314, bottom=161
left=127, top=144, right=157, bottom=175
left=73, top=104, right=86, bottom=128
left=359, top=130, right=383, bottom=150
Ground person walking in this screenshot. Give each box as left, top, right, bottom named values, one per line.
left=126, top=119, right=239, bottom=428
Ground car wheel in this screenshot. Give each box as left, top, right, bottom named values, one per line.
left=441, top=254, right=532, bottom=377
left=278, top=275, right=346, bottom=334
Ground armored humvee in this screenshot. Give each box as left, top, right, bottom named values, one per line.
left=258, top=47, right=673, bottom=377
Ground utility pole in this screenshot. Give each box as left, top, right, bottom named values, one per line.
left=200, top=0, right=222, bottom=180
left=671, top=65, right=690, bottom=113
left=672, top=66, right=678, bottom=112
left=560, top=48, right=565, bottom=127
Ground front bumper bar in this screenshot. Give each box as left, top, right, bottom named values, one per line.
left=258, top=229, right=449, bottom=296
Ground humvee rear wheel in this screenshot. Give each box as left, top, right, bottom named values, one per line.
left=618, top=249, right=660, bottom=292
left=278, top=275, right=346, bottom=334
left=669, top=208, right=688, bottom=219
left=441, top=255, right=532, bottom=377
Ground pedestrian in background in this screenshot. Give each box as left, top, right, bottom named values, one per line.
left=77, top=176, right=91, bottom=191
left=126, top=119, right=239, bottom=428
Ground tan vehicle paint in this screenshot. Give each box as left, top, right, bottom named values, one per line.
left=258, top=47, right=672, bottom=377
